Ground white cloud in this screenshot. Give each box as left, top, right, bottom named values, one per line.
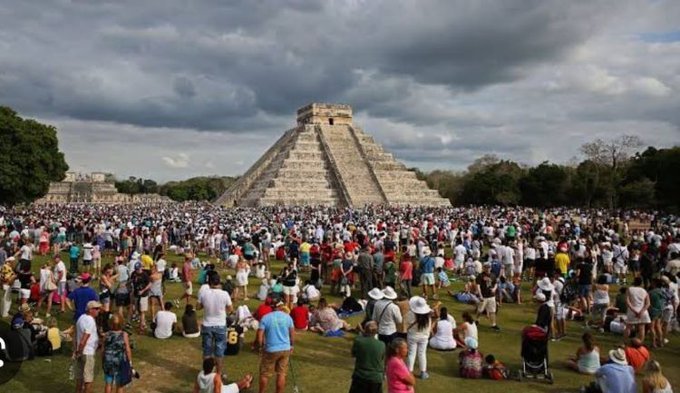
left=162, top=153, right=190, bottom=168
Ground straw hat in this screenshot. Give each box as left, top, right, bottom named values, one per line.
left=608, top=348, right=627, bottom=365
left=409, top=296, right=431, bottom=314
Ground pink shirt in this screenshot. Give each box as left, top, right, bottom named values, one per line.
left=400, top=262, right=413, bottom=281
left=386, top=356, right=414, bottom=393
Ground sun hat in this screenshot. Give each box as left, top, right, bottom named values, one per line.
left=422, top=247, right=432, bottom=256
left=6, top=256, right=15, bottom=262
left=131, top=251, right=141, bottom=259
left=464, top=336, right=478, bottom=349
left=19, top=303, right=31, bottom=312
left=538, top=277, right=554, bottom=292
left=86, top=300, right=102, bottom=310
left=368, top=288, right=384, bottom=301
left=660, top=276, right=670, bottom=285
left=409, top=296, right=432, bottom=314
left=608, top=348, right=627, bottom=365
left=557, top=276, right=565, bottom=284
left=226, top=275, right=233, bottom=280
left=382, top=286, right=398, bottom=300
left=534, top=292, right=546, bottom=302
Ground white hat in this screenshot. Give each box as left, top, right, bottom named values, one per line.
left=464, top=336, right=478, bottom=349
left=608, top=348, right=628, bottom=365
left=131, top=251, right=141, bottom=260
left=408, top=296, right=431, bottom=315
left=422, top=247, right=431, bottom=256
left=382, top=286, right=398, bottom=300
left=534, top=292, right=546, bottom=302
left=368, top=288, right=384, bottom=301
left=538, top=277, right=554, bottom=292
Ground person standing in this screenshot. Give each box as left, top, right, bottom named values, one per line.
left=624, top=277, right=651, bottom=343
left=181, top=254, right=194, bottom=305
left=357, top=246, right=374, bottom=299
left=372, top=286, right=403, bottom=345
left=476, top=263, right=500, bottom=331
left=386, top=338, right=415, bottom=393
left=419, top=248, right=436, bottom=300
left=0, top=257, right=17, bottom=318
left=349, top=321, right=385, bottom=393
left=103, top=314, right=133, bottom=393
left=198, top=273, right=233, bottom=376
left=405, top=296, right=432, bottom=379
left=74, top=300, right=102, bottom=393
left=257, top=300, right=294, bottom=393
left=68, top=273, right=99, bottom=323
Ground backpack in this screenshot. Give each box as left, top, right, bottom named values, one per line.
left=560, top=282, right=577, bottom=304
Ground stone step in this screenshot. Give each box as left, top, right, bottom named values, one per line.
left=280, top=160, right=330, bottom=170
left=269, top=178, right=332, bottom=189
left=262, top=188, right=339, bottom=198
left=275, top=168, right=330, bottom=178
left=373, top=170, right=417, bottom=179
left=287, top=151, right=324, bottom=161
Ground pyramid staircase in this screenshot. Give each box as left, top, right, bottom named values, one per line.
left=216, top=104, right=451, bottom=207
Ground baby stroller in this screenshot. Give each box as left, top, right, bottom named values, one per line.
left=518, top=325, right=554, bottom=384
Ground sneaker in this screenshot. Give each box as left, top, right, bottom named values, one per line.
left=420, top=371, right=430, bottom=380
left=491, top=325, right=501, bottom=331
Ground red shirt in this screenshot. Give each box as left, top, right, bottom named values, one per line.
left=254, top=304, right=273, bottom=321
left=624, top=346, right=650, bottom=372
left=290, top=305, right=309, bottom=330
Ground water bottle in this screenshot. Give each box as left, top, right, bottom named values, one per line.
left=68, top=361, right=75, bottom=381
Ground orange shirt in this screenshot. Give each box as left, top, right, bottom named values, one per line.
left=624, top=346, right=650, bottom=372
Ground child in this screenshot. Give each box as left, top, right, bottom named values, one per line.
left=484, top=354, right=509, bottom=380
left=257, top=278, right=270, bottom=301
left=436, top=267, right=450, bottom=290
left=47, top=317, right=62, bottom=352
left=168, top=263, right=181, bottom=282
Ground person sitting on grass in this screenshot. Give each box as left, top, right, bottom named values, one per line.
left=566, top=332, right=600, bottom=375
left=454, top=311, right=478, bottom=348
left=459, top=337, right=483, bottom=379
left=483, top=354, right=509, bottom=380
left=193, top=357, right=253, bottom=393
left=182, top=304, right=201, bottom=338
left=641, top=360, right=673, bottom=393
left=309, top=297, right=350, bottom=335
left=289, top=299, right=309, bottom=330
left=152, top=301, right=177, bottom=339
left=623, top=338, right=650, bottom=373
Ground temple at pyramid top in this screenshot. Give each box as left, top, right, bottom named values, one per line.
left=215, top=103, right=451, bottom=207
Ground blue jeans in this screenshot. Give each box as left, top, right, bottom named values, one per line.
left=201, top=325, right=226, bottom=358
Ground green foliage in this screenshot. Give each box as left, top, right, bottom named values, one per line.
left=160, top=176, right=237, bottom=202
left=0, top=107, right=68, bottom=205
left=114, top=176, right=158, bottom=195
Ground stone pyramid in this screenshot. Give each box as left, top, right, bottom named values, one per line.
left=216, top=103, right=451, bottom=207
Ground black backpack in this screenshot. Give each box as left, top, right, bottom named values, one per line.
left=560, top=282, right=577, bottom=304
left=36, top=337, right=53, bottom=357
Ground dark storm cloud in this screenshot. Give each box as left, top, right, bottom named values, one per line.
left=0, top=0, right=678, bottom=180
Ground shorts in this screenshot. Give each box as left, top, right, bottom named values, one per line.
left=201, top=325, right=227, bottom=358
left=76, top=354, right=96, bottom=383
left=555, top=304, right=566, bottom=321
left=184, top=281, right=193, bottom=296
left=504, top=264, right=514, bottom=276
left=83, top=259, right=92, bottom=266
left=57, top=282, right=67, bottom=296
left=259, top=350, right=290, bottom=378
left=578, top=285, right=591, bottom=297
left=138, top=296, right=149, bottom=312
left=115, top=292, right=130, bottom=307
left=628, top=260, right=640, bottom=272
left=421, top=273, right=435, bottom=286
left=244, top=254, right=254, bottom=261
left=104, top=373, right=122, bottom=385
left=20, top=288, right=30, bottom=299
left=283, top=286, right=297, bottom=296
left=614, top=263, right=627, bottom=274
left=105, top=241, right=113, bottom=250
left=477, top=297, right=497, bottom=314
left=662, top=308, right=674, bottom=323
left=524, top=259, right=535, bottom=269
left=591, top=303, right=608, bottom=320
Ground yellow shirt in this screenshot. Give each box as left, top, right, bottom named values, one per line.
left=141, top=254, right=154, bottom=270
left=300, top=242, right=312, bottom=254
left=555, top=253, right=570, bottom=276
left=48, top=327, right=61, bottom=350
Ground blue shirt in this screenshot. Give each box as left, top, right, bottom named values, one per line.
left=68, top=286, right=99, bottom=322
left=420, top=256, right=435, bottom=274
left=595, top=363, right=636, bottom=393
left=259, top=310, right=293, bottom=353
left=69, top=246, right=80, bottom=259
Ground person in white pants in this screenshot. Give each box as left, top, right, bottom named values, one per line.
left=0, top=257, right=17, bottom=317
left=405, top=296, right=432, bottom=379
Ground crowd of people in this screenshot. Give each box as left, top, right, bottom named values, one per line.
left=0, top=202, right=678, bottom=392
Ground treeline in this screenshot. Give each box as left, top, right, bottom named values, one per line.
left=416, top=136, right=680, bottom=212
left=115, top=176, right=237, bottom=202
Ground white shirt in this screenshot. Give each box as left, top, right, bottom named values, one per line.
left=198, top=287, right=232, bottom=327
left=525, top=247, right=536, bottom=260
left=82, top=243, right=94, bottom=261
left=76, top=314, right=99, bottom=355
left=153, top=310, right=177, bottom=339
left=156, top=258, right=167, bottom=273
left=20, top=245, right=33, bottom=260
left=372, top=300, right=403, bottom=335
left=56, top=261, right=67, bottom=283
left=454, top=245, right=467, bottom=262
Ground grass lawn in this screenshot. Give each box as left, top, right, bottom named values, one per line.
left=4, top=251, right=679, bottom=393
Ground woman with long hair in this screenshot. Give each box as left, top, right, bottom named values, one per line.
left=429, top=306, right=456, bottom=350
left=642, top=360, right=673, bottom=393
left=405, top=296, right=432, bottom=379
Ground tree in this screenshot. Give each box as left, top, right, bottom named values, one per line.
left=0, top=107, right=68, bottom=205
left=159, top=176, right=238, bottom=201
left=519, top=162, right=569, bottom=207
left=580, top=135, right=644, bottom=208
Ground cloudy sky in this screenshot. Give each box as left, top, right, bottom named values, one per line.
left=1, top=0, right=679, bottom=182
